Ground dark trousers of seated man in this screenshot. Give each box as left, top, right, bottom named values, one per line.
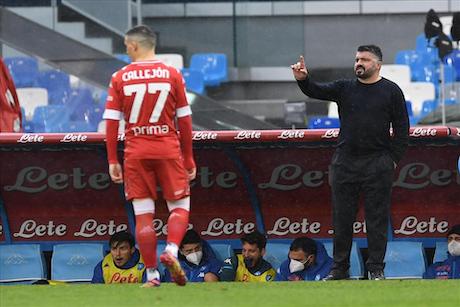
left=329, top=149, right=394, bottom=274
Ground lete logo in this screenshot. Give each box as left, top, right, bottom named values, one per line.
left=410, top=128, right=437, bottom=137
left=17, top=134, right=44, bottom=143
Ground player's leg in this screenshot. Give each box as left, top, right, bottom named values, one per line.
left=124, top=159, right=161, bottom=287
left=156, top=159, right=190, bottom=286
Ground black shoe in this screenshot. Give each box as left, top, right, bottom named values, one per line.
left=322, top=270, right=350, bottom=281
left=368, top=270, right=385, bottom=280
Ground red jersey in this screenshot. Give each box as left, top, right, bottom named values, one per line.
left=0, top=58, right=22, bottom=132
left=103, top=60, right=191, bottom=160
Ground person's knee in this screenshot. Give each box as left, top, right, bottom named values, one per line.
left=166, top=197, right=190, bottom=212
left=132, top=198, right=155, bottom=215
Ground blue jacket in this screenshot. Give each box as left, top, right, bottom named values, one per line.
left=424, top=253, right=460, bottom=279
left=163, top=241, right=223, bottom=282
left=275, top=241, right=333, bottom=281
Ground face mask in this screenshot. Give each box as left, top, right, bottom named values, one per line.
left=289, top=259, right=306, bottom=273
left=448, top=240, right=460, bottom=256
left=185, top=251, right=203, bottom=265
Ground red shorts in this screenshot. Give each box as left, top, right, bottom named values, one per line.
left=123, top=158, right=190, bottom=201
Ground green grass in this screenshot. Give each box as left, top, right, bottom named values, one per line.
left=1, top=280, right=459, bottom=307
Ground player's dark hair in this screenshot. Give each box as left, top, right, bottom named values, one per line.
left=241, top=230, right=267, bottom=250
left=109, top=231, right=135, bottom=248
left=289, top=237, right=317, bottom=256
left=357, top=44, right=383, bottom=61
left=180, top=229, right=202, bottom=248
left=125, top=25, right=156, bottom=49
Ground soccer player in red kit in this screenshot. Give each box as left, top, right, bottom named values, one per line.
left=103, top=25, right=196, bottom=287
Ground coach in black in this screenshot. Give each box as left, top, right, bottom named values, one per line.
left=291, top=45, right=409, bottom=280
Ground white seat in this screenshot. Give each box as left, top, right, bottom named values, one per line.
left=400, top=82, right=436, bottom=116
left=16, top=87, right=48, bottom=121
left=97, top=119, right=125, bottom=134
left=327, top=102, right=339, bottom=118
left=380, top=64, right=411, bottom=86
left=440, top=16, right=453, bottom=36
left=156, top=54, right=184, bottom=70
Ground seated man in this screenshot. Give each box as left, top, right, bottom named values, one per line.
left=424, top=224, right=460, bottom=279
left=92, top=231, right=146, bottom=284
left=164, top=229, right=222, bottom=282
left=275, top=237, right=333, bottom=281
left=220, top=230, right=276, bottom=282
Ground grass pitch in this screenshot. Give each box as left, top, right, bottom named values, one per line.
left=1, top=280, right=459, bottom=307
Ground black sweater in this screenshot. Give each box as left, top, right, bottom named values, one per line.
left=297, top=77, right=409, bottom=163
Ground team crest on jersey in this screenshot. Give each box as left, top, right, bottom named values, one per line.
left=224, top=258, right=232, bottom=265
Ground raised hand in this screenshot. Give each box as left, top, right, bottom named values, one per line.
left=291, top=55, right=308, bottom=80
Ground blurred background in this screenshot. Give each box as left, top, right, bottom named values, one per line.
left=1, top=0, right=460, bottom=132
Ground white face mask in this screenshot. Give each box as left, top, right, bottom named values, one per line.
left=448, top=240, right=460, bottom=257
left=289, top=259, right=306, bottom=273
left=185, top=250, right=203, bottom=265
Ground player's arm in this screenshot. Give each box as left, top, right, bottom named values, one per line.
left=175, top=72, right=196, bottom=180
left=102, top=76, right=124, bottom=184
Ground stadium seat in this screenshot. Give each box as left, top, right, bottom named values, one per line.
left=308, top=116, right=340, bottom=129
left=405, top=101, right=413, bottom=117
left=156, top=53, right=184, bottom=69
left=114, top=53, right=131, bottom=64
left=380, top=64, right=411, bottom=85
left=0, top=244, right=46, bottom=284
left=190, top=53, right=228, bottom=86
left=51, top=243, right=104, bottom=282
left=16, top=87, right=48, bottom=121
left=37, top=69, right=71, bottom=105
left=324, top=241, right=364, bottom=279
left=419, top=99, right=438, bottom=119
left=432, top=241, right=448, bottom=263
left=4, top=56, right=39, bottom=88
left=156, top=242, right=166, bottom=276
left=399, top=82, right=435, bottom=116
left=181, top=68, right=205, bottom=94
left=32, top=105, right=68, bottom=133
left=384, top=241, right=426, bottom=279
left=445, top=82, right=460, bottom=101
left=444, top=50, right=460, bottom=81
left=327, top=102, right=339, bottom=118
left=209, top=243, right=235, bottom=263
left=264, top=242, right=290, bottom=271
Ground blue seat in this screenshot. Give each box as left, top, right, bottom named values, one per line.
left=156, top=242, right=166, bottom=276
left=209, top=243, right=235, bottom=263
left=419, top=99, right=438, bottom=119
left=115, top=54, right=131, bottom=64
left=32, top=105, right=67, bottom=133
left=323, top=241, right=364, bottom=279
left=433, top=241, right=448, bottom=263
left=4, top=56, right=39, bottom=88
left=37, top=70, right=71, bottom=105
left=384, top=241, right=426, bottom=279
left=405, top=101, right=413, bottom=117
left=0, top=244, right=46, bottom=284
left=444, top=50, right=460, bottom=81
left=51, top=243, right=104, bottom=282
left=190, top=53, right=227, bottom=86
left=308, top=116, right=340, bottom=129
left=264, top=242, right=290, bottom=271
left=181, top=68, right=205, bottom=94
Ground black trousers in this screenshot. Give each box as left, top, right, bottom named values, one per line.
left=329, top=150, right=394, bottom=272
